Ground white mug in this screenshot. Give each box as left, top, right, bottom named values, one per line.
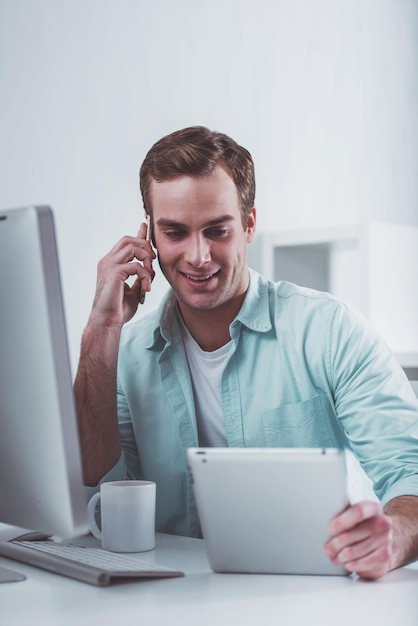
left=87, top=480, right=156, bottom=552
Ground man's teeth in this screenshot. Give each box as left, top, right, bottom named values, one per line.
left=185, top=274, right=213, bottom=282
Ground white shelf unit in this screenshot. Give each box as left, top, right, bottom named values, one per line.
left=248, top=223, right=418, bottom=378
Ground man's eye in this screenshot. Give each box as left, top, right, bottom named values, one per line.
left=164, top=230, right=186, bottom=239
left=206, top=228, right=229, bottom=239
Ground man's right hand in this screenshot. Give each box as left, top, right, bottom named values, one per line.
left=90, top=221, right=156, bottom=329
left=74, top=220, right=156, bottom=486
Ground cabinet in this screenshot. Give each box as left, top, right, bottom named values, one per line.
left=248, top=223, right=418, bottom=378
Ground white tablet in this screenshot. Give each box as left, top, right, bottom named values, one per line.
left=187, top=447, right=349, bottom=576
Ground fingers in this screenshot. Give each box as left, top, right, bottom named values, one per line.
left=137, top=221, right=148, bottom=240
left=324, top=501, right=393, bottom=579
left=137, top=215, right=151, bottom=243
left=328, top=500, right=381, bottom=536
left=136, top=220, right=154, bottom=303
left=92, top=225, right=156, bottom=325
left=108, top=230, right=155, bottom=267
left=105, top=226, right=155, bottom=279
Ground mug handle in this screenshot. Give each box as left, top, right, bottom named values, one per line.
left=87, top=492, right=102, bottom=540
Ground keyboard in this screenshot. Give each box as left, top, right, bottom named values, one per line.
left=0, top=540, right=184, bottom=586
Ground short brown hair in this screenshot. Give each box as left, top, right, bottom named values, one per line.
left=139, top=126, right=255, bottom=227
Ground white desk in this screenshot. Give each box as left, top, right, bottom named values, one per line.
left=1, top=532, right=418, bottom=626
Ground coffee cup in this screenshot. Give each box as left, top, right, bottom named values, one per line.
left=87, top=480, right=156, bottom=552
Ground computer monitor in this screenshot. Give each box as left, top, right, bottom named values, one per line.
left=0, top=205, right=89, bottom=543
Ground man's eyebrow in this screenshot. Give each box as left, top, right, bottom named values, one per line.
left=156, top=215, right=235, bottom=228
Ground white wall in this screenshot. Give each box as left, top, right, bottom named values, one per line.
left=0, top=0, right=417, bottom=371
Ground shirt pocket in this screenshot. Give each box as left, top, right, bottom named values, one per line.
left=261, top=395, right=331, bottom=447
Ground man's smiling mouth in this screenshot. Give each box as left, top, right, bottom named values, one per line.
left=182, top=271, right=219, bottom=282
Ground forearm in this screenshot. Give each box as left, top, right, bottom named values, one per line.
left=74, top=321, right=123, bottom=486
left=384, top=495, right=418, bottom=570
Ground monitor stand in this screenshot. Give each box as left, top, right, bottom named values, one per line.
left=0, top=523, right=41, bottom=582
left=0, top=564, right=26, bottom=583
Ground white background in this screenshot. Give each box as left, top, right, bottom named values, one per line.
left=0, top=0, right=417, bottom=372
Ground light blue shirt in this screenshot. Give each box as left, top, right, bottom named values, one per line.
left=108, top=269, right=418, bottom=537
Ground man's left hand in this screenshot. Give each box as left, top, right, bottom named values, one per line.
left=324, top=501, right=394, bottom=579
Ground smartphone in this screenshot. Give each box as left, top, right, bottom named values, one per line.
left=145, top=214, right=152, bottom=245
left=139, top=215, right=151, bottom=305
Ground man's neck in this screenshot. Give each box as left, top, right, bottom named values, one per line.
left=177, top=296, right=244, bottom=352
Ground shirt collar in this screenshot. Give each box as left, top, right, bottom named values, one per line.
left=147, top=268, right=272, bottom=350
left=233, top=268, right=272, bottom=333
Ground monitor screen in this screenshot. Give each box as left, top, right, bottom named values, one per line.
left=0, top=205, right=88, bottom=540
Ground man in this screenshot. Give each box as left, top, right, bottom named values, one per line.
left=74, top=125, right=418, bottom=580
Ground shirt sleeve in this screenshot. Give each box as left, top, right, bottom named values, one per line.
left=85, top=453, right=127, bottom=501
left=327, top=301, right=418, bottom=507
left=116, top=379, right=142, bottom=480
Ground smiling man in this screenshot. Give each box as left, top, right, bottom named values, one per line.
left=74, top=126, right=418, bottom=580
left=150, top=167, right=255, bottom=351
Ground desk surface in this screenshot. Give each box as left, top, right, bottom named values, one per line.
left=1, top=532, right=418, bottom=626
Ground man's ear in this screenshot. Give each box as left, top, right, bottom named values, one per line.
left=246, top=207, right=257, bottom=243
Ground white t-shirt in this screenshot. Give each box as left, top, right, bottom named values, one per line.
left=180, top=321, right=230, bottom=447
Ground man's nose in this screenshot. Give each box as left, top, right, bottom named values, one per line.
left=184, top=234, right=211, bottom=268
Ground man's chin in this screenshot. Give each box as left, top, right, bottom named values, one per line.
left=177, top=292, right=222, bottom=313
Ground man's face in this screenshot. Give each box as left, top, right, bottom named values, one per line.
left=149, top=165, right=256, bottom=319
